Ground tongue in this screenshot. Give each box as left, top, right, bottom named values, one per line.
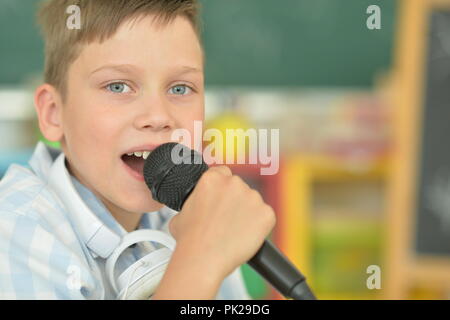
left=122, top=155, right=145, bottom=175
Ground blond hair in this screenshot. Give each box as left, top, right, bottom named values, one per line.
left=36, top=0, right=202, bottom=102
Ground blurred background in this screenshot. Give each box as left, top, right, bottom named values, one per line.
left=1, top=0, right=449, bottom=299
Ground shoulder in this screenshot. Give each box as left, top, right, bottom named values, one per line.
left=0, top=163, right=62, bottom=220
left=0, top=162, right=88, bottom=257
left=0, top=164, right=99, bottom=299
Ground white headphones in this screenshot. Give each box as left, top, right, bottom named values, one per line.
left=47, top=152, right=176, bottom=299
left=105, top=229, right=175, bottom=299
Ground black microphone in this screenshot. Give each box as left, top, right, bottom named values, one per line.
left=143, top=142, right=316, bottom=300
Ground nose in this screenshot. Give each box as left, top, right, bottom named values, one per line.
left=133, top=94, right=175, bottom=132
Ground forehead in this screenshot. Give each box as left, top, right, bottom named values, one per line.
left=71, top=14, right=204, bottom=78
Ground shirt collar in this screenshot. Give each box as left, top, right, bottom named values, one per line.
left=29, top=141, right=155, bottom=239
left=28, top=141, right=60, bottom=180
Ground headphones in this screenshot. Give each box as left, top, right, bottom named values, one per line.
left=105, top=229, right=175, bottom=299
left=47, top=152, right=176, bottom=299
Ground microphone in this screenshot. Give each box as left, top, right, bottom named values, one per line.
left=143, top=142, right=316, bottom=300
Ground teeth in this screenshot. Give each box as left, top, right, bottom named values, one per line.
left=126, top=151, right=152, bottom=159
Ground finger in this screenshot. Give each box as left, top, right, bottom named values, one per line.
left=208, top=165, right=233, bottom=177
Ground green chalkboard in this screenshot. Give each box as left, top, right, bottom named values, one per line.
left=0, top=0, right=45, bottom=85
left=0, top=0, right=397, bottom=87
left=200, top=0, right=397, bottom=87
left=414, top=10, right=450, bottom=257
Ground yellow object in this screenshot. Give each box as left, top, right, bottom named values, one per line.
left=205, top=111, right=254, bottom=164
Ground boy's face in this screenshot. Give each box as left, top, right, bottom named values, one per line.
left=59, top=15, right=204, bottom=217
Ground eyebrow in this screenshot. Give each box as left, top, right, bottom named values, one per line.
left=176, top=66, right=203, bottom=75
left=90, top=64, right=141, bottom=76
left=89, top=64, right=203, bottom=76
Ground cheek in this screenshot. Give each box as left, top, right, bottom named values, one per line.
left=74, top=106, right=123, bottom=149
left=177, top=111, right=204, bottom=151
left=178, top=102, right=204, bottom=125
left=63, top=108, right=126, bottom=183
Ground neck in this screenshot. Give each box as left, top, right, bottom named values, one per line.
left=64, top=156, right=143, bottom=233
left=102, top=201, right=144, bottom=233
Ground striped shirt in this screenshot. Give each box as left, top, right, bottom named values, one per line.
left=0, top=142, right=250, bottom=300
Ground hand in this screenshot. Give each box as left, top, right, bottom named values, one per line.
left=168, top=165, right=276, bottom=280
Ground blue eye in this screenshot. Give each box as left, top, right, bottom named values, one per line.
left=169, top=84, right=192, bottom=95
left=106, top=82, right=132, bottom=93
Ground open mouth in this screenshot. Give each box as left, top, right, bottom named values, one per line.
left=121, top=150, right=152, bottom=177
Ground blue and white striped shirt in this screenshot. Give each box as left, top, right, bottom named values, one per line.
left=0, top=142, right=250, bottom=300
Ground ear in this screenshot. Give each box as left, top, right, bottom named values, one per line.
left=34, top=83, right=64, bottom=142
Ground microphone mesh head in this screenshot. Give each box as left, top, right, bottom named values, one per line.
left=143, top=142, right=209, bottom=211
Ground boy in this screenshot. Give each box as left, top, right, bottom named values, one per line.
left=0, top=0, right=276, bottom=299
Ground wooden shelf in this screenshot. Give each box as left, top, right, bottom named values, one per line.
left=279, top=154, right=389, bottom=300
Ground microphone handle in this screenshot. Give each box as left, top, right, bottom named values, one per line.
left=247, top=240, right=316, bottom=300
left=179, top=180, right=316, bottom=299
